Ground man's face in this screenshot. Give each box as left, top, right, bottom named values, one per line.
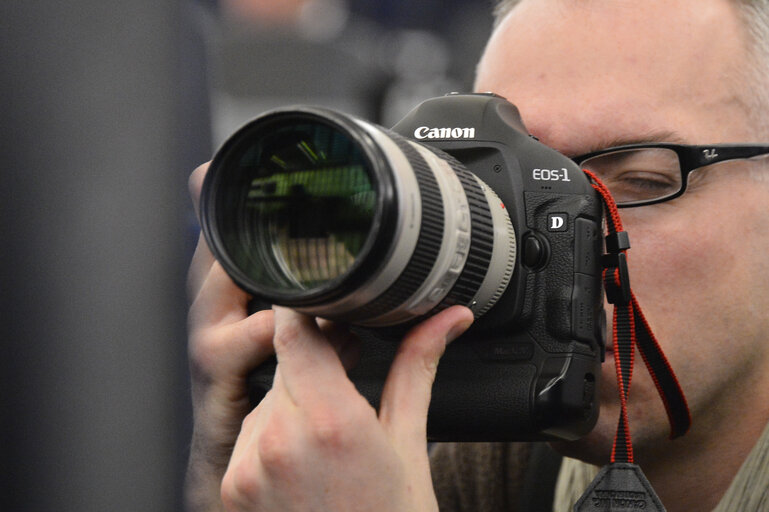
left=476, top=0, right=769, bottom=465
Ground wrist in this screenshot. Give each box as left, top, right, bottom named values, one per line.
left=185, top=431, right=234, bottom=512
left=184, top=456, right=227, bottom=512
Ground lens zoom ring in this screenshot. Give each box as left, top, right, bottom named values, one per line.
left=343, top=133, right=445, bottom=321
left=432, top=163, right=495, bottom=314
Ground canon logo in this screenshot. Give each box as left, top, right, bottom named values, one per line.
left=414, top=126, right=476, bottom=140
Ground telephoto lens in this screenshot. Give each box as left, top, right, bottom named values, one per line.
left=200, top=106, right=516, bottom=327
left=201, top=95, right=606, bottom=441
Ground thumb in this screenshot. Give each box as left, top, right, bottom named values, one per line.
left=378, top=306, right=474, bottom=444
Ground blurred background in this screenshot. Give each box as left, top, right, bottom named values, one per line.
left=0, top=1, right=492, bottom=510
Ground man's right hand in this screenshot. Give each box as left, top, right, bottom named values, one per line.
left=184, top=162, right=473, bottom=512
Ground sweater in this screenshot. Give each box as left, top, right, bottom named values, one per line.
left=430, top=420, right=769, bottom=511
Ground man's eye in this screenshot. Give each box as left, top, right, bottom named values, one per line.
left=606, top=171, right=680, bottom=201
left=617, top=171, right=676, bottom=189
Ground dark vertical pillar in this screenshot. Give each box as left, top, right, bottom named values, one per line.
left=0, top=1, right=193, bottom=510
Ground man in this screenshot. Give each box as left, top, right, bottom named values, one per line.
left=185, top=0, right=769, bottom=510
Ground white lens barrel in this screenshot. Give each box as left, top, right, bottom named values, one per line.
left=298, top=118, right=517, bottom=326
left=360, top=142, right=473, bottom=326
left=295, top=119, right=423, bottom=319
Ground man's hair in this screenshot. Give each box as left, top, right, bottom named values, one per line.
left=491, top=0, right=519, bottom=23
left=739, top=2, right=769, bottom=141
left=490, top=0, right=769, bottom=180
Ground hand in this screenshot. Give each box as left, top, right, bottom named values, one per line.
left=185, top=163, right=277, bottom=511
left=221, top=305, right=473, bottom=512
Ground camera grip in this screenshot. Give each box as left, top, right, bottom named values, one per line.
left=244, top=342, right=537, bottom=441
left=246, top=332, right=599, bottom=442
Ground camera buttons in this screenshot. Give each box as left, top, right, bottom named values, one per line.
left=574, top=218, right=601, bottom=275
left=522, top=232, right=549, bottom=270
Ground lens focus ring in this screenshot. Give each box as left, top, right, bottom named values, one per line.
left=431, top=164, right=495, bottom=313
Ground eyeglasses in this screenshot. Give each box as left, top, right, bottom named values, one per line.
left=573, top=143, right=769, bottom=207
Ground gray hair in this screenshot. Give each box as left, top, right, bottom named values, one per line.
left=489, top=0, right=769, bottom=180
left=738, top=2, right=769, bottom=138
left=491, top=0, right=520, bottom=24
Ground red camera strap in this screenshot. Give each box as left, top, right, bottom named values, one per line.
left=584, top=170, right=692, bottom=464
left=573, top=172, right=692, bottom=510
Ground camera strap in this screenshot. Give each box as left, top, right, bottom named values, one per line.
left=573, top=171, right=692, bottom=511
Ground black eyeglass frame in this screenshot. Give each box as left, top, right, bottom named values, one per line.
left=573, top=143, right=769, bottom=207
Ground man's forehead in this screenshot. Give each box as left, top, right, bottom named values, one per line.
left=476, top=0, right=750, bottom=153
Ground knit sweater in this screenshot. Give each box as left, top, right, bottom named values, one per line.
left=430, top=420, right=769, bottom=511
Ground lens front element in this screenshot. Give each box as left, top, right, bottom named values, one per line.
left=208, top=117, right=378, bottom=298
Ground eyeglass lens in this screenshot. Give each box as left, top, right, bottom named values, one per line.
left=579, top=148, right=682, bottom=205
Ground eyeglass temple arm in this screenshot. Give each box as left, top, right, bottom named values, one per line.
left=684, top=144, right=769, bottom=169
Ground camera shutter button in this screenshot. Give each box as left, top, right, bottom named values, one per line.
left=523, top=233, right=548, bottom=270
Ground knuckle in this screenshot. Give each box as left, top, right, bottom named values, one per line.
left=186, top=326, right=222, bottom=381
left=399, top=339, right=442, bottom=379
left=240, top=407, right=261, bottom=431
left=310, top=417, right=346, bottom=450
left=221, top=458, right=261, bottom=510
left=244, top=310, right=275, bottom=345
left=272, top=321, right=304, bottom=352
left=306, top=401, right=372, bottom=451
left=418, top=350, right=441, bottom=379
left=187, top=330, right=216, bottom=382
left=187, top=289, right=215, bottom=335
left=257, top=417, right=299, bottom=479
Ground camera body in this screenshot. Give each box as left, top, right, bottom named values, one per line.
left=243, top=93, right=605, bottom=442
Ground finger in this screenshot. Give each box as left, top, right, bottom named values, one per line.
left=189, top=263, right=251, bottom=330
left=186, top=163, right=216, bottom=300
left=188, top=162, right=210, bottom=220
left=188, top=263, right=275, bottom=387
left=378, top=306, right=474, bottom=442
left=187, top=234, right=217, bottom=302
left=224, top=309, right=277, bottom=379
left=221, top=399, right=273, bottom=509
left=222, top=385, right=303, bottom=510
left=318, top=319, right=362, bottom=372
left=272, top=307, right=358, bottom=405
left=188, top=305, right=275, bottom=387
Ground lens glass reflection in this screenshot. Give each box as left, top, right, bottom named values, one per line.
left=218, top=119, right=376, bottom=294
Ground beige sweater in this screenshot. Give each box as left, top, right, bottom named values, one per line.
left=430, top=442, right=533, bottom=511
left=430, top=421, right=769, bottom=511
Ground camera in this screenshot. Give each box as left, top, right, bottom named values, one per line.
left=200, top=93, right=605, bottom=441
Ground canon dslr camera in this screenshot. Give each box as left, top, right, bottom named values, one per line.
left=200, top=93, right=605, bottom=441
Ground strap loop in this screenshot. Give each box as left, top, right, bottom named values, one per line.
left=602, top=252, right=631, bottom=305
left=606, top=231, right=631, bottom=253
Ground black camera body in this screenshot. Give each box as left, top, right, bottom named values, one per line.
left=232, top=93, right=605, bottom=442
